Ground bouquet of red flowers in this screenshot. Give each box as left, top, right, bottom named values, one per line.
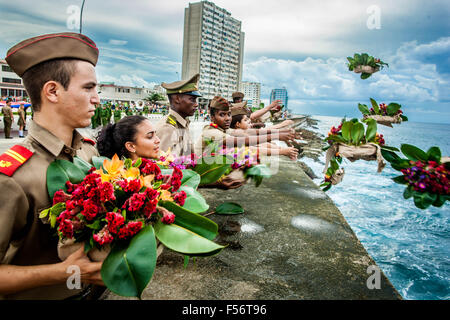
left=381, top=144, right=449, bottom=209
left=41, top=155, right=224, bottom=298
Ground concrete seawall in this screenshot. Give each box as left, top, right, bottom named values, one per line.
left=107, top=159, right=401, bottom=300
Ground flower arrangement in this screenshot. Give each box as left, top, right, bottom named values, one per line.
left=358, top=98, right=408, bottom=127
left=381, top=144, right=449, bottom=209
left=347, top=53, right=388, bottom=79
left=321, top=118, right=398, bottom=190
left=320, top=153, right=345, bottom=192
left=195, top=139, right=272, bottom=188
left=41, top=155, right=224, bottom=298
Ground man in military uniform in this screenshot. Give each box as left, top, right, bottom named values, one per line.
left=113, top=105, right=122, bottom=123
left=155, top=73, right=201, bottom=157
left=100, top=104, right=110, bottom=126
left=2, top=99, right=14, bottom=139
left=0, top=32, right=104, bottom=299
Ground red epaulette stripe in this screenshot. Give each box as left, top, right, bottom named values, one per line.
left=0, top=145, right=33, bottom=177
left=83, top=138, right=96, bottom=146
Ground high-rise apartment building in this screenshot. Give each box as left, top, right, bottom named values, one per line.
left=239, top=81, right=261, bottom=109
left=182, top=1, right=245, bottom=106
left=270, top=87, right=288, bottom=108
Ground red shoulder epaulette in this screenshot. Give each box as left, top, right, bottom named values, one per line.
left=82, top=138, right=96, bottom=146
left=0, top=145, right=33, bottom=177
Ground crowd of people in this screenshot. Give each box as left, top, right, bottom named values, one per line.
left=0, top=32, right=300, bottom=300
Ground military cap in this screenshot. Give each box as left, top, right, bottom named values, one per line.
left=231, top=101, right=250, bottom=116
left=5, top=32, right=99, bottom=77
left=232, top=92, right=244, bottom=99
left=162, top=73, right=202, bottom=97
left=210, top=96, right=231, bottom=111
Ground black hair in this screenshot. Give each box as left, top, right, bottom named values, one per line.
left=96, top=115, right=147, bottom=159
left=230, top=114, right=245, bottom=129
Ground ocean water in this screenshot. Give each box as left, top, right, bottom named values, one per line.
left=301, top=115, right=450, bottom=300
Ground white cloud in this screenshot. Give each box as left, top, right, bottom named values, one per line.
left=108, top=39, right=128, bottom=46
left=243, top=37, right=449, bottom=104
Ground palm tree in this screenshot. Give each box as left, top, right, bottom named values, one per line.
left=144, top=93, right=166, bottom=104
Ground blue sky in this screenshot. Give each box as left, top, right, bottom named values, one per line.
left=0, top=0, right=449, bottom=123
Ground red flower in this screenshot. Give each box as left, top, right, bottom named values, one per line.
left=53, top=190, right=72, bottom=205
left=98, top=182, right=116, bottom=202
left=117, top=221, right=143, bottom=239
left=161, top=211, right=176, bottom=224
left=93, top=226, right=114, bottom=246
left=57, top=212, right=74, bottom=238
left=174, top=191, right=187, bottom=206
left=140, top=159, right=162, bottom=177
left=143, top=198, right=158, bottom=218
left=123, top=192, right=147, bottom=212
left=118, top=178, right=142, bottom=193
left=80, top=199, right=101, bottom=221
left=106, top=211, right=125, bottom=234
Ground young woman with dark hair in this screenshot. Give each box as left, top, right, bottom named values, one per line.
left=97, top=115, right=161, bottom=160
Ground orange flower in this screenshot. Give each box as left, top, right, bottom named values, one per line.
left=142, top=175, right=155, bottom=189
left=121, top=167, right=140, bottom=181
left=159, top=190, right=173, bottom=202
left=102, top=154, right=124, bottom=180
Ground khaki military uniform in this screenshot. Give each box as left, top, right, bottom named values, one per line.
left=2, top=105, right=13, bottom=138
left=155, top=109, right=194, bottom=157
left=0, top=120, right=99, bottom=300
left=195, top=124, right=233, bottom=155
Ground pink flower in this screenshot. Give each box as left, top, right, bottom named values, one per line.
left=174, top=191, right=187, bottom=206
left=161, top=211, right=176, bottom=225
left=93, top=226, right=114, bottom=246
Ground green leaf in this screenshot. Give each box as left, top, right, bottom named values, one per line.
left=401, top=144, right=428, bottom=162
left=180, top=169, right=201, bottom=189
left=432, top=195, right=446, bottom=207
left=73, top=156, right=93, bottom=175
left=179, top=185, right=209, bottom=214
left=253, top=175, right=264, bottom=187
left=361, top=53, right=369, bottom=64
left=400, top=115, right=408, bottom=121
left=426, top=147, right=441, bottom=163
left=380, top=145, right=400, bottom=152
left=215, top=202, right=245, bottom=215
left=361, top=73, right=372, bottom=80
left=403, top=186, right=413, bottom=199
left=351, top=122, right=365, bottom=145
left=194, top=156, right=232, bottom=185
left=358, top=103, right=371, bottom=115
left=386, top=103, right=401, bottom=116
left=324, top=135, right=347, bottom=144
left=46, top=160, right=85, bottom=198
left=370, top=98, right=380, bottom=114
left=365, top=118, right=377, bottom=143
left=245, top=164, right=272, bottom=178
left=154, top=221, right=225, bottom=256
left=133, top=158, right=142, bottom=168
left=392, top=175, right=407, bottom=185
left=330, top=158, right=339, bottom=171
left=39, top=208, right=50, bottom=219
left=92, top=156, right=109, bottom=170
left=341, top=121, right=353, bottom=142
left=101, top=225, right=157, bottom=298
left=381, top=149, right=402, bottom=163
left=413, top=192, right=436, bottom=210
left=391, top=160, right=412, bottom=171
left=159, top=200, right=218, bottom=241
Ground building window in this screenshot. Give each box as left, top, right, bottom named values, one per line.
left=2, top=65, right=13, bottom=72
left=2, top=77, right=21, bottom=84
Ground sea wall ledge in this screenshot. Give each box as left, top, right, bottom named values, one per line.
left=107, top=159, right=401, bottom=300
